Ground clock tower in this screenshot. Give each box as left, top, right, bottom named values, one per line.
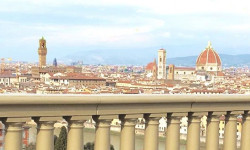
left=38, top=37, right=47, bottom=67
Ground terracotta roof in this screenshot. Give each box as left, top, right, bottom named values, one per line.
left=146, top=61, right=157, bottom=71
left=50, top=73, right=105, bottom=80
left=196, top=41, right=221, bottom=66
left=217, top=71, right=225, bottom=76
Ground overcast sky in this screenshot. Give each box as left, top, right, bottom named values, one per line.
left=0, top=0, right=250, bottom=63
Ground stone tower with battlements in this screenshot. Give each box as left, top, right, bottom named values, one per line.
left=38, top=37, right=47, bottom=67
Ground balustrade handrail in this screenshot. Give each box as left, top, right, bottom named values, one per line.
left=0, top=94, right=250, bottom=150
left=0, top=94, right=250, bottom=104
left=0, top=94, right=250, bottom=118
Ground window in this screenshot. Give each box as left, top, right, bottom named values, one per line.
left=210, top=67, right=213, bottom=70
left=160, top=58, right=162, bottom=62
left=202, top=67, right=204, bottom=70
left=184, top=72, right=186, bottom=75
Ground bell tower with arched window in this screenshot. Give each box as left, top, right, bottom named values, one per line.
left=157, top=48, right=166, bottom=79
left=38, top=37, right=47, bottom=67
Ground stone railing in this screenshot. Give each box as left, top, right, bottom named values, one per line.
left=0, top=94, right=250, bottom=150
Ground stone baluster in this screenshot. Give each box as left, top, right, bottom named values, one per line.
left=65, top=116, right=90, bottom=150
left=206, top=112, right=221, bottom=150
left=34, top=117, right=62, bottom=150
left=93, top=115, right=115, bottom=150
left=186, top=112, right=202, bottom=150
left=3, top=117, right=31, bottom=150
left=144, top=114, right=162, bottom=150
left=165, top=113, right=184, bottom=150
left=241, top=111, right=250, bottom=150
left=119, top=114, right=141, bottom=150
left=223, top=111, right=239, bottom=150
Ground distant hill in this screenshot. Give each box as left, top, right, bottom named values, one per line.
left=61, top=50, right=250, bottom=67
left=167, top=54, right=250, bottom=67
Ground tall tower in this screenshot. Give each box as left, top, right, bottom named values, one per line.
left=168, top=64, right=175, bottom=80
left=38, top=37, right=47, bottom=67
left=157, top=48, right=166, bottom=79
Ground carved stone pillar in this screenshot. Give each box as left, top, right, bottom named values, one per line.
left=34, top=117, right=62, bottom=150
left=241, top=111, right=250, bottom=150
left=186, top=113, right=201, bottom=150
left=93, top=115, right=114, bottom=150
left=144, top=114, right=161, bottom=150
left=3, top=117, right=30, bottom=150
left=223, top=112, right=238, bottom=150
left=166, top=113, right=182, bottom=150
left=120, top=115, right=138, bottom=150
left=66, top=116, right=89, bottom=150
left=206, top=113, right=220, bottom=150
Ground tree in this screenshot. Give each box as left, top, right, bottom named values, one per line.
left=54, top=126, right=67, bottom=150
left=84, top=142, right=115, bottom=150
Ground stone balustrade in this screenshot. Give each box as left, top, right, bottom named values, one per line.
left=0, top=94, right=250, bottom=150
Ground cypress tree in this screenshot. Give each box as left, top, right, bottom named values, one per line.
left=84, top=142, right=115, bottom=150
left=55, top=126, right=67, bottom=150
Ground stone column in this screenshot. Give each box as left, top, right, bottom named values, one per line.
left=3, top=117, right=30, bottom=150
left=166, top=114, right=181, bottom=150
left=144, top=115, right=160, bottom=150
left=223, top=112, right=237, bottom=150
left=206, top=113, right=220, bottom=150
left=67, top=120, right=85, bottom=150
left=120, top=115, right=137, bottom=150
left=65, top=116, right=90, bottom=150
left=93, top=116, right=113, bottom=150
left=34, top=117, right=61, bottom=150
left=241, top=112, right=250, bottom=150
left=186, top=113, right=201, bottom=150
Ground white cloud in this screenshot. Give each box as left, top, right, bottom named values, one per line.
left=1, top=0, right=250, bottom=58
left=176, top=33, right=195, bottom=39
left=1, top=0, right=250, bottom=15
left=4, top=24, right=156, bottom=47
left=223, top=24, right=250, bottom=32
left=161, top=32, right=171, bottom=38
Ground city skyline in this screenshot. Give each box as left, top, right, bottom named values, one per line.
left=0, top=0, right=250, bottom=63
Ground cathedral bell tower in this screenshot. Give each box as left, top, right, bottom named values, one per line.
left=38, top=37, right=47, bottom=67
left=157, top=48, right=167, bottom=79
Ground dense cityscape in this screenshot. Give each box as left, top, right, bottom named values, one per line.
left=0, top=37, right=249, bottom=149
left=1, top=0, right=250, bottom=150
left=1, top=38, right=249, bottom=96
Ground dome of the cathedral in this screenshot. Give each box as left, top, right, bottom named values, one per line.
left=146, top=59, right=157, bottom=71
left=196, top=41, right=221, bottom=66
left=146, top=62, right=155, bottom=70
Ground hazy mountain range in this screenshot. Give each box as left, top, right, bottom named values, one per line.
left=61, top=50, right=250, bottom=67
left=168, top=54, right=250, bottom=67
